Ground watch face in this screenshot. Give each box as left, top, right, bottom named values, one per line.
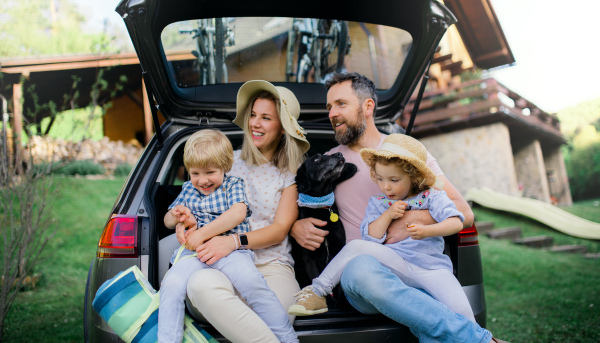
left=240, top=234, right=249, bottom=246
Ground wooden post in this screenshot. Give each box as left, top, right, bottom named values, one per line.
left=12, top=83, right=23, bottom=173
left=142, top=79, right=153, bottom=146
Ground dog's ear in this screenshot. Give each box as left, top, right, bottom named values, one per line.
left=295, top=161, right=311, bottom=194
left=335, top=162, right=358, bottom=186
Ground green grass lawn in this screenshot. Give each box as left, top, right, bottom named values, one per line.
left=2, top=178, right=600, bottom=342
left=474, top=201, right=600, bottom=342
left=3, top=177, right=125, bottom=342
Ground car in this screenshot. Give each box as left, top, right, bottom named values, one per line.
left=83, top=0, right=487, bottom=341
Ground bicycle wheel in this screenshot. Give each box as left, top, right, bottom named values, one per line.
left=214, top=18, right=227, bottom=84
left=286, top=20, right=309, bottom=82
left=316, top=20, right=349, bottom=81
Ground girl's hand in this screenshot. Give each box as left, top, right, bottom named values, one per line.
left=385, top=201, right=406, bottom=220
left=406, top=223, right=429, bottom=240
left=196, top=235, right=236, bottom=265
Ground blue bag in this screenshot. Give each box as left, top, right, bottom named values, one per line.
left=92, top=264, right=217, bottom=343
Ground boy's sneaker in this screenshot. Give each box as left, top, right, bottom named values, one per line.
left=288, top=286, right=328, bottom=316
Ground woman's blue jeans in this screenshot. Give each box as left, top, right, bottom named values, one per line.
left=340, top=255, right=492, bottom=343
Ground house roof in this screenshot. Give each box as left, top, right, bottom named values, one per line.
left=443, top=0, right=515, bottom=69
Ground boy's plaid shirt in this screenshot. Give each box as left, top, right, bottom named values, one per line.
left=168, top=174, right=251, bottom=235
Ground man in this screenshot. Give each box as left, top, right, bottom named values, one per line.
left=290, top=72, right=505, bottom=343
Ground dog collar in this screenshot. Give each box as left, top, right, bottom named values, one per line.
left=297, top=192, right=335, bottom=209
left=298, top=192, right=339, bottom=222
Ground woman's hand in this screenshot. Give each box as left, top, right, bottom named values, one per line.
left=185, top=229, right=205, bottom=251
left=196, top=235, right=237, bottom=265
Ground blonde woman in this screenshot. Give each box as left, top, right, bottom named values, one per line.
left=184, top=80, right=309, bottom=343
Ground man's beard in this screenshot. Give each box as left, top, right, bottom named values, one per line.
left=333, top=108, right=367, bottom=146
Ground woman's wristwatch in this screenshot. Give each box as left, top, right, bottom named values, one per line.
left=238, top=233, right=249, bottom=249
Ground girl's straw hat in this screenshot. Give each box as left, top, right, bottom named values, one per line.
left=360, top=134, right=438, bottom=189
left=234, top=80, right=310, bottom=154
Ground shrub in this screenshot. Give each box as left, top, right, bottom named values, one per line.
left=113, top=163, right=133, bottom=177
left=53, top=160, right=105, bottom=176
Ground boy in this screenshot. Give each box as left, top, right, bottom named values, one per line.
left=159, top=129, right=298, bottom=343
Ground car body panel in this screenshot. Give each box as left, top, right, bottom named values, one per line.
left=115, top=0, right=456, bottom=123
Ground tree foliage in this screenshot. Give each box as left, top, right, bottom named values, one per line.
left=0, top=0, right=126, bottom=58
left=558, top=97, right=600, bottom=200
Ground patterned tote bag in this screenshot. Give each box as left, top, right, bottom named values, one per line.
left=92, top=263, right=217, bottom=343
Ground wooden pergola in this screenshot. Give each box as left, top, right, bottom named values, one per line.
left=0, top=53, right=196, bottom=150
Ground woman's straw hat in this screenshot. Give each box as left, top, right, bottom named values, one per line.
left=234, top=80, right=310, bottom=154
left=360, top=134, right=438, bottom=189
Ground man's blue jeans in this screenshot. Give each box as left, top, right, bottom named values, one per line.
left=340, top=255, right=492, bottom=343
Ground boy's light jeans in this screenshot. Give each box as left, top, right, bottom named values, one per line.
left=186, top=263, right=300, bottom=343
left=340, top=255, right=493, bottom=343
left=158, top=248, right=298, bottom=343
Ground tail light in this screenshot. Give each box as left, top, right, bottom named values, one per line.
left=97, top=215, right=138, bottom=258
left=458, top=224, right=479, bottom=247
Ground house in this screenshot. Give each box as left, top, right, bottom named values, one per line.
left=0, top=0, right=572, bottom=205
left=400, top=0, right=572, bottom=206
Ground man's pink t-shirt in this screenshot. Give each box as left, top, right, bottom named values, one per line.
left=326, top=135, right=443, bottom=242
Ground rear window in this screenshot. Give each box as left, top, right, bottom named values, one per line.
left=160, top=17, right=412, bottom=91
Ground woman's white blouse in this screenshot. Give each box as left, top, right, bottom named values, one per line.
left=229, top=150, right=296, bottom=267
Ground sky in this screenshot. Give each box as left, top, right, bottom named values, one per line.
left=74, top=0, right=600, bottom=113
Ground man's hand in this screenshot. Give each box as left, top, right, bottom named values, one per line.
left=385, top=209, right=434, bottom=244
left=406, top=223, right=429, bottom=240
left=290, top=217, right=329, bottom=251
left=384, top=201, right=406, bottom=220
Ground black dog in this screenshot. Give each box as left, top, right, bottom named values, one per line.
left=291, top=152, right=357, bottom=290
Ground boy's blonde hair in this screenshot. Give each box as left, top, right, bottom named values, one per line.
left=365, top=155, right=430, bottom=195
left=184, top=129, right=233, bottom=172
left=239, top=91, right=305, bottom=173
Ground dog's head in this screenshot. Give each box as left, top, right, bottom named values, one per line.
left=295, top=152, right=358, bottom=197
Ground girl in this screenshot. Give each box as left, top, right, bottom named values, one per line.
left=288, top=133, right=475, bottom=323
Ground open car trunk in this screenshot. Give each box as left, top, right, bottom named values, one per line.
left=145, top=124, right=469, bottom=342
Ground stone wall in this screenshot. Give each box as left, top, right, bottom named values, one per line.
left=513, top=140, right=551, bottom=203
left=27, top=136, right=143, bottom=174
left=543, top=148, right=573, bottom=206
left=419, top=123, right=520, bottom=197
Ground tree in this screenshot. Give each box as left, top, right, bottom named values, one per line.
left=0, top=0, right=129, bottom=58
left=558, top=97, right=600, bottom=200
left=0, top=63, right=126, bottom=342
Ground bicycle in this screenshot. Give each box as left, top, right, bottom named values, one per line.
left=286, top=18, right=350, bottom=83
left=180, top=18, right=235, bottom=85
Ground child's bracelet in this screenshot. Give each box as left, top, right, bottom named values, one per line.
left=232, top=234, right=239, bottom=250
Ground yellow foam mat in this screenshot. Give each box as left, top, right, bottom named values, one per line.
left=466, top=187, right=600, bottom=240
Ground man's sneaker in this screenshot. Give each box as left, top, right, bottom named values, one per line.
left=288, top=286, right=328, bottom=316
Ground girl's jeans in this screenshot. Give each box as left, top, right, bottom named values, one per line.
left=340, top=255, right=492, bottom=343
left=158, top=248, right=298, bottom=343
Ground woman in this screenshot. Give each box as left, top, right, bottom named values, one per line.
left=185, top=80, right=310, bottom=343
